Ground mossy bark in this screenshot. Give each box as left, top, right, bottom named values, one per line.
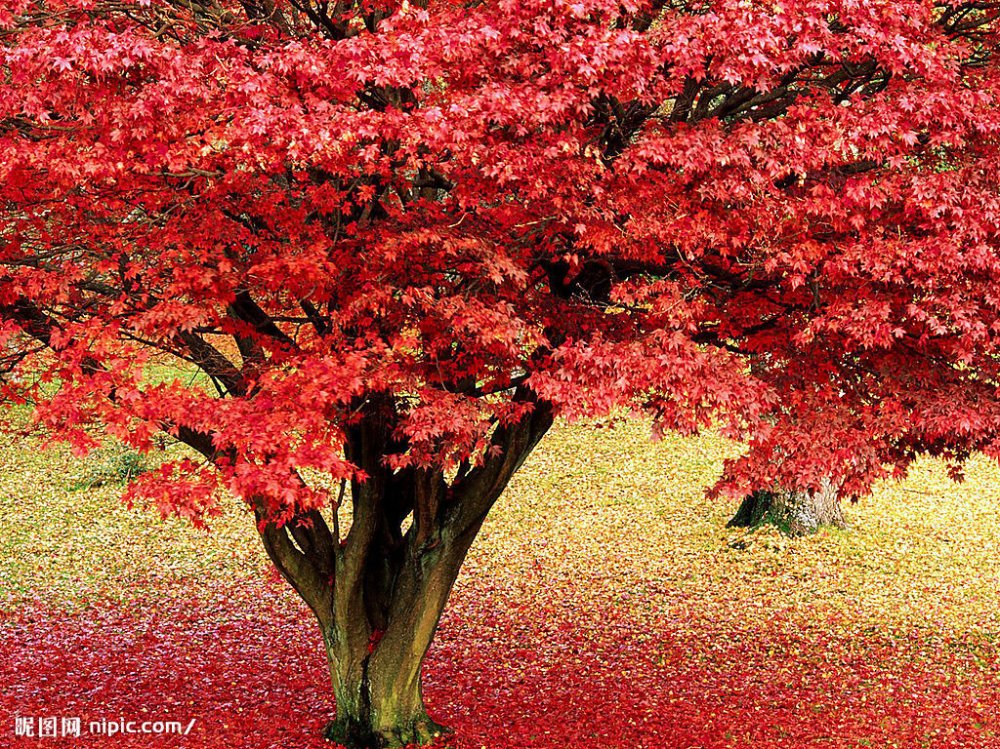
left=323, top=620, right=453, bottom=749
left=728, top=480, right=846, bottom=536
left=251, top=396, right=553, bottom=749
left=320, top=524, right=473, bottom=748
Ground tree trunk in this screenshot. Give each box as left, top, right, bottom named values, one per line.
left=251, top=395, right=553, bottom=749
left=324, top=640, right=449, bottom=748
left=320, top=538, right=466, bottom=748
left=260, top=493, right=480, bottom=749
left=727, top=479, right=846, bottom=536
left=318, top=510, right=480, bottom=749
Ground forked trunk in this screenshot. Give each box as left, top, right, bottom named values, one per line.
left=321, top=525, right=475, bottom=748
left=253, top=397, right=553, bottom=749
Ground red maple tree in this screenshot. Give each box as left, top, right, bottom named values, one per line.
left=3, top=1, right=1000, bottom=745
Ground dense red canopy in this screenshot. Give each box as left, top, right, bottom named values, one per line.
left=2, top=0, right=1000, bottom=520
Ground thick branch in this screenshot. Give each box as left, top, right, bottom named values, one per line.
left=445, top=392, right=554, bottom=538
left=228, top=289, right=296, bottom=347
left=256, top=507, right=335, bottom=623
left=177, top=330, right=246, bottom=396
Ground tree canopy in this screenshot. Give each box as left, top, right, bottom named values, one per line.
left=4, top=1, right=1000, bottom=745
left=4, top=0, right=999, bottom=516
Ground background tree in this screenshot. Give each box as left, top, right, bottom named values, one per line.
left=3, top=0, right=1000, bottom=746
left=728, top=480, right=846, bottom=536
left=730, top=355, right=847, bottom=536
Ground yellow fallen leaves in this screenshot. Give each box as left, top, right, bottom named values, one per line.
left=1, top=414, right=999, bottom=644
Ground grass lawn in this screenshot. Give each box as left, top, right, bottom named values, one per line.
left=1, top=418, right=999, bottom=747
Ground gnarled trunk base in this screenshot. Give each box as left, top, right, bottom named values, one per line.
left=728, top=481, right=846, bottom=536
left=324, top=714, right=451, bottom=749
left=322, top=617, right=454, bottom=749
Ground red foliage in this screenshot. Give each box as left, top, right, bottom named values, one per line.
left=2, top=582, right=998, bottom=748
left=2, top=1, right=1000, bottom=510
left=4, top=2, right=1000, bottom=744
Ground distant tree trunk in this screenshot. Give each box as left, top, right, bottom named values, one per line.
left=727, top=480, right=846, bottom=536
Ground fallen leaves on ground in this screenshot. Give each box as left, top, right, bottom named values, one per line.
left=1, top=419, right=999, bottom=747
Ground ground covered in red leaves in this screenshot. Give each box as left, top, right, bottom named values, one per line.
left=3, top=583, right=999, bottom=749
left=2, top=422, right=999, bottom=748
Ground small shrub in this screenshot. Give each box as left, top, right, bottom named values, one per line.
left=71, top=445, right=152, bottom=490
